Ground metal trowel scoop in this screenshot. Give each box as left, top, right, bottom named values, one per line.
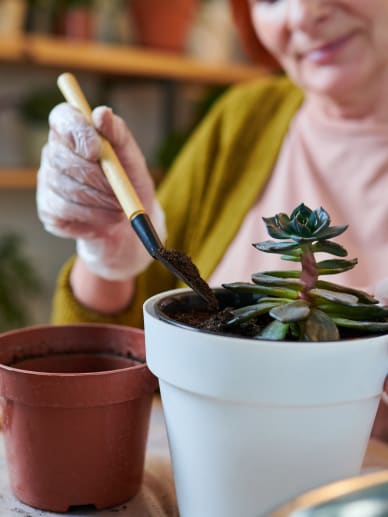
left=57, top=73, right=217, bottom=309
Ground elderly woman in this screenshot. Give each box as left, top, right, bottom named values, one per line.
left=37, top=0, right=387, bottom=448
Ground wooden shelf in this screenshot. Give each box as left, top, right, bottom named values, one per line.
left=0, top=35, right=268, bottom=190
left=0, top=34, right=266, bottom=85
left=0, top=168, right=37, bottom=188
left=0, top=35, right=24, bottom=61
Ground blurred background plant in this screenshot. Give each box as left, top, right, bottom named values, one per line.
left=0, top=233, right=43, bottom=331
left=19, top=88, right=64, bottom=125
left=19, top=88, right=64, bottom=165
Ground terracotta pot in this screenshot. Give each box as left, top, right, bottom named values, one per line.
left=144, top=288, right=388, bottom=517
left=0, top=323, right=158, bottom=512
left=56, top=7, right=95, bottom=40
left=129, top=0, right=199, bottom=52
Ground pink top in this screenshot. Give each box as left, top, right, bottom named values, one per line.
left=209, top=99, right=388, bottom=302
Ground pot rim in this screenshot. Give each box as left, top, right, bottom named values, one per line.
left=143, top=289, right=388, bottom=404
left=0, top=358, right=146, bottom=378
left=0, top=323, right=158, bottom=406
left=0, top=322, right=148, bottom=377
left=147, top=287, right=388, bottom=346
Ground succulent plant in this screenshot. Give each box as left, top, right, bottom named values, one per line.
left=223, top=203, right=388, bottom=341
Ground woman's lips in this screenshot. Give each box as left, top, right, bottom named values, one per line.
left=301, top=32, right=357, bottom=64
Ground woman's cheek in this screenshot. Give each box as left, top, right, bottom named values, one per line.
left=250, top=5, right=286, bottom=58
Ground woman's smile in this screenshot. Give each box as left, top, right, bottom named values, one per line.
left=300, top=30, right=359, bottom=65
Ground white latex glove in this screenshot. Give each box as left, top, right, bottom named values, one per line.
left=37, top=103, right=166, bottom=280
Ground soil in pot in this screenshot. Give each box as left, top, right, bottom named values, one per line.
left=157, top=288, right=263, bottom=337
left=156, top=288, right=382, bottom=341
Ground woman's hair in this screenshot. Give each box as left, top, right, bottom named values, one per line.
left=229, top=0, right=280, bottom=70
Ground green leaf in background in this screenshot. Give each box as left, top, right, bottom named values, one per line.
left=0, top=234, right=43, bottom=331
left=19, top=89, right=64, bottom=124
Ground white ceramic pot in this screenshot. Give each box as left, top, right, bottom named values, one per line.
left=143, top=288, right=388, bottom=517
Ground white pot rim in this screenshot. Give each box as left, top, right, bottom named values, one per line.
left=144, top=289, right=388, bottom=405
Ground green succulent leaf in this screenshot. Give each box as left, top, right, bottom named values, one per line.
left=290, top=203, right=314, bottom=220
left=269, top=300, right=311, bottom=322
left=289, top=322, right=300, bottom=338
left=280, top=248, right=303, bottom=261
left=256, top=320, right=290, bottom=340
left=261, top=270, right=301, bottom=278
left=316, top=258, right=357, bottom=275
left=289, top=204, right=318, bottom=238
left=333, top=318, right=388, bottom=332
left=281, top=255, right=302, bottom=262
left=262, top=215, right=292, bottom=240
left=223, top=282, right=299, bottom=300
left=226, top=300, right=284, bottom=326
left=315, top=280, right=378, bottom=304
left=311, top=240, right=348, bottom=257
left=308, top=288, right=359, bottom=306
left=303, top=309, right=340, bottom=341
left=290, top=220, right=312, bottom=238
left=281, top=248, right=303, bottom=257
left=251, top=273, right=303, bottom=290
left=317, top=302, right=388, bottom=320
left=222, top=282, right=264, bottom=294
left=310, top=207, right=331, bottom=234
left=312, top=225, right=348, bottom=241
left=253, top=240, right=301, bottom=254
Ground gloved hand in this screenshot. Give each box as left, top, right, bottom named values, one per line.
left=37, top=103, right=166, bottom=280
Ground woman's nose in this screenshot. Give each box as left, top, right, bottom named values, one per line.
left=286, top=0, right=330, bottom=31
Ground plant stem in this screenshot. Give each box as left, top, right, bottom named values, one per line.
left=300, top=244, right=317, bottom=298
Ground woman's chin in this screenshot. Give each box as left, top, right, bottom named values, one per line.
left=294, top=65, right=369, bottom=104
left=288, top=50, right=381, bottom=106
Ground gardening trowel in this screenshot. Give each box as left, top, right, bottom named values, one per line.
left=57, top=73, right=217, bottom=308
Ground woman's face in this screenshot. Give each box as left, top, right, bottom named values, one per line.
left=249, top=0, right=388, bottom=100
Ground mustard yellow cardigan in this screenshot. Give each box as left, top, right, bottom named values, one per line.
left=53, top=76, right=304, bottom=328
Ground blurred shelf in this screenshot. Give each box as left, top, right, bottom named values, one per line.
left=0, top=168, right=37, bottom=188
left=0, top=35, right=24, bottom=60
left=0, top=34, right=268, bottom=190
left=0, top=34, right=266, bottom=85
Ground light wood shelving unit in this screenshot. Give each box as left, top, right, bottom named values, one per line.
left=23, top=35, right=265, bottom=84
left=0, top=168, right=37, bottom=189
left=0, top=34, right=266, bottom=189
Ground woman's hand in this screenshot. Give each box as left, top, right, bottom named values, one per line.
left=37, top=103, right=166, bottom=281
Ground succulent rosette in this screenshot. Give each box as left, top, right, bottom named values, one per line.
left=223, top=204, right=388, bottom=341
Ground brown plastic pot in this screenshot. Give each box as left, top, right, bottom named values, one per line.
left=0, top=323, right=158, bottom=512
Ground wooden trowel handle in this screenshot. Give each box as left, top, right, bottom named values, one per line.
left=57, top=72, right=145, bottom=219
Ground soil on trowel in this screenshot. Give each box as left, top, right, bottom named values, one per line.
left=158, top=248, right=219, bottom=311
